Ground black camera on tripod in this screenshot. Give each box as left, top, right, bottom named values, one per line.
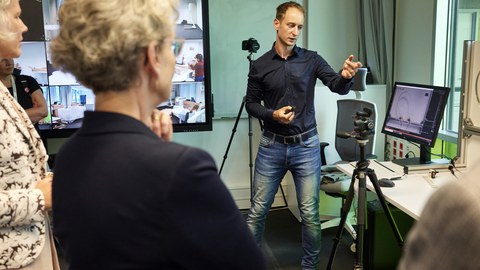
left=242, top=38, right=260, bottom=53
left=353, top=108, right=375, bottom=139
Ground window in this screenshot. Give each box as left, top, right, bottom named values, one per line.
left=437, top=0, right=479, bottom=141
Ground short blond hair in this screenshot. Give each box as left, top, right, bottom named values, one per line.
left=50, top=0, right=178, bottom=93
left=0, top=0, right=16, bottom=42
left=276, top=1, right=305, bottom=21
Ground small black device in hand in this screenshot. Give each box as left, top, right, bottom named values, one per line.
left=285, top=106, right=296, bottom=114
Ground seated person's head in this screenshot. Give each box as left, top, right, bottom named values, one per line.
left=0, top=58, right=14, bottom=76
left=50, top=0, right=179, bottom=98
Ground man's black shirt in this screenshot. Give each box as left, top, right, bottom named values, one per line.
left=245, top=44, right=353, bottom=136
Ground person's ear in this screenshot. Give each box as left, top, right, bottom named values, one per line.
left=145, top=41, right=161, bottom=77
left=274, top=18, right=280, bottom=31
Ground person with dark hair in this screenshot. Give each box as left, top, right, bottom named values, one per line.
left=189, top=53, right=204, bottom=81
left=0, top=58, right=48, bottom=126
left=245, top=1, right=362, bottom=269
left=50, top=0, right=265, bottom=269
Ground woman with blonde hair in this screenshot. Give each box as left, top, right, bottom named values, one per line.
left=0, top=0, right=59, bottom=269
left=51, top=0, right=265, bottom=269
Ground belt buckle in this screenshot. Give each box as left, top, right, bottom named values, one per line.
left=284, top=136, right=296, bottom=144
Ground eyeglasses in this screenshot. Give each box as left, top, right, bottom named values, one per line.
left=171, top=39, right=184, bottom=57
left=143, top=39, right=184, bottom=66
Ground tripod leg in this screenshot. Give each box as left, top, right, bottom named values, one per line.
left=354, top=170, right=368, bottom=269
left=219, top=97, right=245, bottom=176
left=367, top=169, right=404, bottom=246
left=248, top=115, right=254, bottom=200
left=326, top=171, right=357, bottom=270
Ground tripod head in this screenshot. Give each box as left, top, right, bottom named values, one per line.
left=336, top=107, right=375, bottom=142
left=336, top=107, right=375, bottom=168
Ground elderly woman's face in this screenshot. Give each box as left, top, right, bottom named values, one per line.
left=0, top=0, right=28, bottom=58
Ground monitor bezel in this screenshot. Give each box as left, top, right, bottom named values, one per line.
left=381, top=81, right=451, bottom=148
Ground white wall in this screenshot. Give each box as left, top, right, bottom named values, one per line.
left=307, top=0, right=359, bottom=70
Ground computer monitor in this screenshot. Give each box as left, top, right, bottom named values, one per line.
left=381, top=82, right=451, bottom=165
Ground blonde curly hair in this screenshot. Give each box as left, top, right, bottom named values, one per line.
left=50, top=0, right=178, bottom=93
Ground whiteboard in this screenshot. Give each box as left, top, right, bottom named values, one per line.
left=208, top=0, right=292, bottom=118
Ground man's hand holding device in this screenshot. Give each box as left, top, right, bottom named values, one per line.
left=273, top=105, right=295, bottom=124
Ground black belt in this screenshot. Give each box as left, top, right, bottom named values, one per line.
left=263, top=129, right=317, bottom=144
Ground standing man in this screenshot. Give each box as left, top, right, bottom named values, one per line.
left=245, top=2, right=362, bottom=269
left=0, top=58, right=48, bottom=126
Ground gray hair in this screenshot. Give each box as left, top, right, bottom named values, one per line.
left=50, top=0, right=178, bottom=93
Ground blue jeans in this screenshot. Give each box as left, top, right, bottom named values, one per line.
left=246, top=132, right=322, bottom=270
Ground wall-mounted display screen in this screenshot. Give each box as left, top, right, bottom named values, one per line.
left=16, top=0, right=212, bottom=139
left=157, top=0, right=212, bottom=132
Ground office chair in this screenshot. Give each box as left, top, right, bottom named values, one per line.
left=320, top=70, right=376, bottom=250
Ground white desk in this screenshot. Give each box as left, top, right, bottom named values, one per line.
left=336, top=161, right=457, bottom=220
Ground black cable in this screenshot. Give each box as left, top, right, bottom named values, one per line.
left=404, top=150, right=416, bottom=158
left=409, top=142, right=453, bottom=161
left=448, top=156, right=462, bottom=178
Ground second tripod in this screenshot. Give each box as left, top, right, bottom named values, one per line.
left=218, top=38, right=260, bottom=188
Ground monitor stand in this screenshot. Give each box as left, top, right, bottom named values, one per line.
left=392, top=145, right=431, bottom=166
left=392, top=157, right=427, bottom=166
left=392, top=145, right=450, bottom=173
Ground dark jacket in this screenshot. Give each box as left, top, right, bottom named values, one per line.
left=53, top=111, right=265, bottom=270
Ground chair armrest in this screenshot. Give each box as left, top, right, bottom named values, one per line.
left=320, top=142, right=329, bottom=166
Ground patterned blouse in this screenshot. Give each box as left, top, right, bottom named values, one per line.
left=0, top=82, right=48, bottom=268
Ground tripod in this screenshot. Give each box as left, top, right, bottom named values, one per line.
left=218, top=51, right=287, bottom=206
left=218, top=94, right=255, bottom=199
left=326, top=136, right=404, bottom=270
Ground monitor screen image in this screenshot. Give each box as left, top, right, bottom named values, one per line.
left=158, top=0, right=212, bottom=132
left=381, top=82, right=451, bottom=165
left=38, top=86, right=95, bottom=138
left=17, top=0, right=212, bottom=138
left=45, top=41, right=80, bottom=86
left=15, top=42, right=48, bottom=86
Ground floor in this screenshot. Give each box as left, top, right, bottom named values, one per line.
left=257, top=207, right=355, bottom=270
